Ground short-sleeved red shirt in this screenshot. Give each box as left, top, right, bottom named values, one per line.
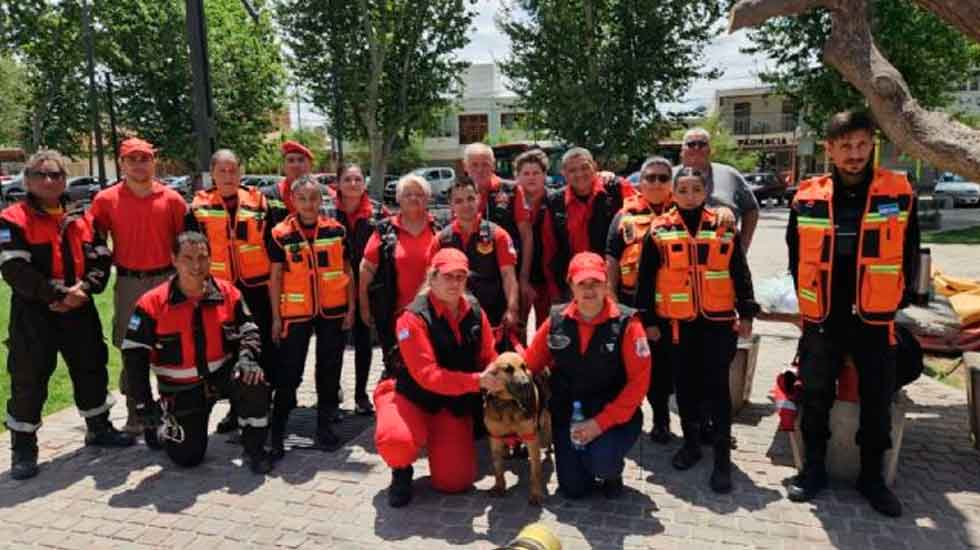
left=565, top=175, right=635, bottom=255
left=363, top=215, right=436, bottom=311
left=89, top=180, right=187, bottom=271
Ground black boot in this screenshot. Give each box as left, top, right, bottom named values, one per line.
left=10, top=431, right=39, bottom=480
left=84, top=413, right=135, bottom=447
left=316, top=413, right=340, bottom=451
left=388, top=466, right=414, bottom=508
left=789, top=438, right=829, bottom=502
left=672, top=422, right=703, bottom=470
left=856, top=448, right=902, bottom=517
left=601, top=476, right=624, bottom=499
left=216, top=409, right=239, bottom=434
left=650, top=423, right=672, bottom=445
left=242, top=427, right=273, bottom=474
left=710, top=439, right=733, bottom=493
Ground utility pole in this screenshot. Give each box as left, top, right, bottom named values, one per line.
left=186, top=0, right=216, bottom=185
left=82, top=0, right=106, bottom=186
left=105, top=74, right=120, bottom=184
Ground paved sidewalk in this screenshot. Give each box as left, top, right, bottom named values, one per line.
left=2, top=212, right=979, bottom=549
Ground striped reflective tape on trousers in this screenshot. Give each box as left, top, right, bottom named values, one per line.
left=77, top=394, right=116, bottom=419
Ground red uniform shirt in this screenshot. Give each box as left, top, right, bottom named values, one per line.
left=524, top=298, right=651, bottom=431
left=479, top=175, right=531, bottom=225
left=527, top=193, right=560, bottom=296
left=427, top=215, right=518, bottom=268
left=395, top=294, right=497, bottom=395
left=90, top=180, right=187, bottom=271
left=338, top=193, right=375, bottom=233
left=363, top=215, right=436, bottom=311
left=565, top=175, right=635, bottom=255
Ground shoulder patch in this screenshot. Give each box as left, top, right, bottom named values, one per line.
left=128, top=314, right=142, bottom=332
left=635, top=338, right=651, bottom=358
left=547, top=333, right=571, bottom=350
left=0, top=228, right=10, bottom=243
left=398, top=327, right=411, bottom=342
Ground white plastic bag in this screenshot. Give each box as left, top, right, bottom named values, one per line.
left=755, top=271, right=799, bottom=315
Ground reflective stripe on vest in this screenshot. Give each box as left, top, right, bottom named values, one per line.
left=191, top=188, right=271, bottom=286
left=271, top=216, right=349, bottom=322
left=151, top=354, right=229, bottom=383
left=792, top=170, right=912, bottom=324
left=650, top=208, right=736, bottom=321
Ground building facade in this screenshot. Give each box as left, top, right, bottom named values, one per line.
left=714, top=86, right=799, bottom=179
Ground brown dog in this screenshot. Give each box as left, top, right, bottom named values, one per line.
left=483, top=352, right=552, bottom=505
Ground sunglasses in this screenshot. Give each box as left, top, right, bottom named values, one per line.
left=642, top=173, right=672, bottom=183
left=27, top=170, right=65, bottom=180
left=684, top=140, right=709, bottom=149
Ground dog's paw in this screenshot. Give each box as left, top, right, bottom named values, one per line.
left=489, top=484, right=507, bottom=497
left=528, top=492, right=545, bottom=506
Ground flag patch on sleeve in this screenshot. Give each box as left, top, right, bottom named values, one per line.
left=398, top=328, right=410, bottom=342
left=635, top=338, right=651, bottom=358
left=0, top=229, right=11, bottom=243
left=128, top=315, right=141, bottom=331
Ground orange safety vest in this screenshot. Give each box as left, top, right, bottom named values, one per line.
left=617, top=194, right=672, bottom=296
left=190, top=187, right=271, bottom=286
left=271, top=215, right=349, bottom=325
left=650, top=207, right=736, bottom=341
left=792, top=169, right=912, bottom=325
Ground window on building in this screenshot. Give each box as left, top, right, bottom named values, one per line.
left=459, top=114, right=489, bottom=145
left=432, top=114, right=456, bottom=138
left=500, top=112, right=528, bottom=130
left=733, top=102, right=751, bottom=135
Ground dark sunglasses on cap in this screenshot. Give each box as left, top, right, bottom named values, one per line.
left=642, top=173, right=671, bottom=183
left=26, top=170, right=65, bottom=180
left=684, top=140, right=709, bottom=149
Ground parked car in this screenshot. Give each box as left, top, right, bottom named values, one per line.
left=65, top=176, right=101, bottom=202
left=934, top=173, right=980, bottom=207
left=2, top=175, right=24, bottom=204
left=164, top=175, right=192, bottom=199
left=744, top=172, right=788, bottom=206
left=409, top=167, right=456, bottom=204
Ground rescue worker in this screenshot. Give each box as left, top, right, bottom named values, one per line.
left=428, top=177, right=520, bottom=331
left=89, top=137, right=187, bottom=433
left=374, top=248, right=503, bottom=507
left=2, top=150, right=133, bottom=480
left=263, top=140, right=327, bottom=230
left=553, top=148, right=635, bottom=282
left=514, top=149, right=566, bottom=330
left=604, top=156, right=675, bottom=444
left=334, top=162, right=388, bottom=415
left=635, top=167, right=758, bottom=494
left=785, top=111, right=919, bottom=518
left=523, top=252, right=650, bottom=499
left=122, top=231, right=272, bottom=474
left=184, top=149, right=276, bottom=434
left=462, top=143, right=534, bottom=313
left=268, top=176, right=356, bottom=456
left=359, top=174, right=437, bottom=369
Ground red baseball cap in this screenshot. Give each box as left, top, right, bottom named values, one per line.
left=567, top=252, right=607, bottom=284
left=119, top=138, right=155, bottom=159
left=281, top=140, right=314, bottom=160
left=431, top=248, right=469, bottom=275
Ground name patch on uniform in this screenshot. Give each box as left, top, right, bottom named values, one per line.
left=128, top=315, right=141, bottom=331
left=635, top=338, right=651, bottom=358
left=397, top=328, right=410, bottom=342
left=878, top=202, right=900, bottom=217
left=0, top=229, right=10, bottom=243
left=547, top=334, right=571, bottom=350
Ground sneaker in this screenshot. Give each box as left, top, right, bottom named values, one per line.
left=856, top=477, right=903, bottom=517
left=388, top=466, right=414, bottom=508
left=672, top=445, right=702, bottom=471
left=84, top=424, right=135, bottom=447
left=787, top=465, right=828, bottom=502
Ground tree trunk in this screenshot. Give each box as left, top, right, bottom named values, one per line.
left=730, top=0, right=980, bottom=181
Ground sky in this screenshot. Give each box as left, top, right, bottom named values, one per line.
left=291, top=1, right=772, bottom=129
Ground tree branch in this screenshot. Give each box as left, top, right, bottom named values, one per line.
left=728, top=0, right=980, bottom=181
left=728, top=0, right=829, bottom=32
left=910, top=1, right=980, bottom=44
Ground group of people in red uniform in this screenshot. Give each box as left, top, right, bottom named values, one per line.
left=3, top=110, right=917, bottom=519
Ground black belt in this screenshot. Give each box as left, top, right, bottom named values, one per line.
left=116, top=265, right=175, bottom=279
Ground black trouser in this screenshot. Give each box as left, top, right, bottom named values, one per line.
left=274, top=317, right=346, bottom=420
left=668, top=319, right=738, bottom=444
left=799, top=315, right=896, bottom=465
left=238, top=283, right=277, bottom=375
left=158, top=367, right=270, bottom=467
left=351, top=299, right=373, bottom=401
left=646, top=335, right=673, bottom=429
left=5, top=298, right=113, bottom=434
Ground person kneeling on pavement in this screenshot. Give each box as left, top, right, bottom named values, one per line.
left=2, top=149, right=133, bottom=480
left=523, top=252, right=651, bottom=499
left=122, top=231, right=273, bottom=474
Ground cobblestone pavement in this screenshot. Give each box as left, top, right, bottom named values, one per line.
left=2, top=210, right=980, bottom=549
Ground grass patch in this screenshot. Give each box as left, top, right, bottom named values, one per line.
left=923, top=355, right=965, bottom=390
left=0, top=274, right=122, bottom=433
left=922, top=225, right=980, bottom=244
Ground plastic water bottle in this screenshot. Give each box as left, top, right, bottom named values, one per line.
left=570, top=401, right=586, bottom=451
